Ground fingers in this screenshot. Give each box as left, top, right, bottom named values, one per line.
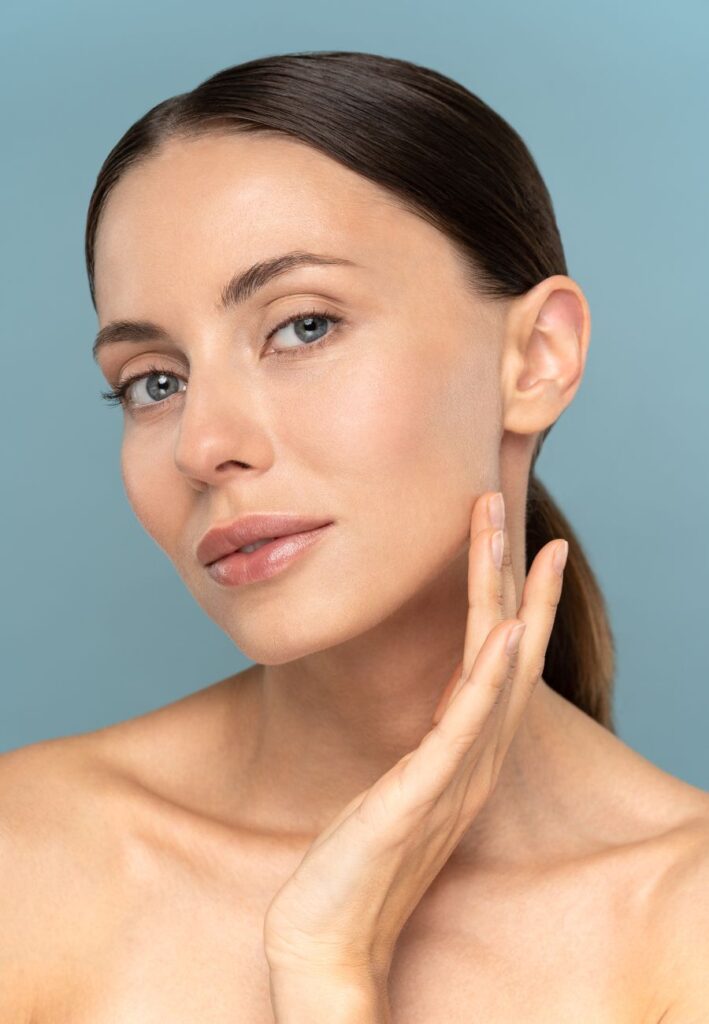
left=370, top=521, right=568, bottom=831
left=398, top=617, right=526, bottom=808
left=497, top=538, right=568, bottom=751
left=459, top=489, right=516, bottom=682
left=424, top=491, right=568, bottom=797
left=433, top=491, right=511, bottom=723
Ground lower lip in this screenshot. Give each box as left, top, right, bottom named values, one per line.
left=206, top=524, right=334, bottom=587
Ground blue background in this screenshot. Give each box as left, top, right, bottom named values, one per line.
left=2, top=1, right=707, bottom=788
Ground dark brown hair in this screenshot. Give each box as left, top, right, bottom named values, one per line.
left=84, top=49, right=616, bottom=730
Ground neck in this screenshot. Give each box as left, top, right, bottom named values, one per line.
left=231, top=536, right=579, bottom=868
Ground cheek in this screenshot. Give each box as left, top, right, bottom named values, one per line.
left=119, top=432, right=187, bottom=556
left=288, top=344, right=498, bottom=527
left=249, top=342, right=501, bottom=656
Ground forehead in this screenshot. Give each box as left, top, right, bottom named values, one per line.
left=92, top=132, right=466, bottom=316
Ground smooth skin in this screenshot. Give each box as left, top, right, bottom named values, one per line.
left=1, top=133, right=708, bottom=1023
left=265, top=490, right=562, bottom=1020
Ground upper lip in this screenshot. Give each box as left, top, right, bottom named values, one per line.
left=196, top=513, right=334, bottom=567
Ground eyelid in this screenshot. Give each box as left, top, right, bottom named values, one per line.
left=265, top=305, right=343, bottom=356
left=100, top=307, right=344, bottom=412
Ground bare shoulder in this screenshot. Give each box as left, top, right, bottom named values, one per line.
left=0, top=733, right=138, bottom=1019
left=0, top=670, right=257, bottom=1019
left=541, top=690, right=709, bottom=1018
left=592, top=720, right=709, bottom=1021
left=650, top=801, right=709, bottom=1022
left=0, top=737, right=108, bottom=1015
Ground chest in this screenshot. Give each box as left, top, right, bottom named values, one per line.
left=44, top=851, right=658, bottom=1023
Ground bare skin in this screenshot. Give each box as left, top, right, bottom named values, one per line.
left=1, top=133, right=708, bottom=1022
left=1, top=676, right=708, bottom=1022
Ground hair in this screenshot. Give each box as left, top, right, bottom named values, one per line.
left=84, top=49, right=616, bottom=731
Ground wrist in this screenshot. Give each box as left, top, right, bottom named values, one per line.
left=268, top=965, right=391, bottom=1024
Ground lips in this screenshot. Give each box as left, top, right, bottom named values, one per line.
left=196, top=513, right=334, bottom=567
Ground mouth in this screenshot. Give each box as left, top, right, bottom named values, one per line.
left=235, top=536, right=281, bottom=555
left=197, top=513, right=334, bottom=568
left=205, top=523, right=334, bottom=587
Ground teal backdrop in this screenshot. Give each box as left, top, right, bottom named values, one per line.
left=2, top=0, right=707, bottom=788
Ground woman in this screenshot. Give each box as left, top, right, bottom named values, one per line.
left=2, top=50, right=707, bottom=1022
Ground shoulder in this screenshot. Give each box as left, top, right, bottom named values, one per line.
left=602, top=744, right=709, bottom=1024
left=650, top=806, right=709, bottom=1021
left=548, top=691, right=709, bottom=1017
left=0, top=673, right=256, bottom=1017
left=0, top=734, right=136, bottom=1016
left=580, top=737, right=709, bottom=1021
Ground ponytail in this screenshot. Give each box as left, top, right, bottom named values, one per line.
left=525, top=473, right=616, bottom=731
left=84, top=51, right=618, bottom=727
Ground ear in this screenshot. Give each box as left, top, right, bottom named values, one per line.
left=500, top=275, right=590, bottom=436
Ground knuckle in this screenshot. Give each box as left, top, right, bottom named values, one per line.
left=490, top=686, right=507, bottom=716
left=528, top=656, right=546, bottom=684
left=450, top=733, right=477, bottom=759
left=505, top=642, right=522, bottom=671
left=492, top=672, right=513, bottom=711
left=491, top=664, right=511, bottom=694
left=485, top=663, right=513, bottom=712
left=435, top=718, right=480, bottom=758
left=468, top=595, right=488, bottom=617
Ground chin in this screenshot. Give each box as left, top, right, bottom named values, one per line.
left=224, top=616, right=362, bottom=667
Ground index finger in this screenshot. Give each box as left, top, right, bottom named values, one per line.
left=459, top=490, right=515, bottom=680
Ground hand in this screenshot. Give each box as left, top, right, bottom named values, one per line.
left=263, top=490, right=568, bottom=987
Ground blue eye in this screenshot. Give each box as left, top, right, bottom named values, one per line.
left=266, top=307, right=343, bottom=358
left=99, top=306, right=344, bottom=414
left=99, top=363, right=187, bottom=413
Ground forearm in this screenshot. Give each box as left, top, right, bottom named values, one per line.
left=269, top=968, right=392, bottom=1024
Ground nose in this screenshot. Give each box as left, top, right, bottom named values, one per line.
left=172, top=367, right=274, bottom=488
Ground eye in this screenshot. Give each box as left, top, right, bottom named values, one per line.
left=99, top=363, right=186, bottom=413
left=99, top=307, right=345, bottom=414
left=267, top=307, right=343, bottom=358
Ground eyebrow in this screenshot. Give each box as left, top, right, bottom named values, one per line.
left=92, top=250, right=357, bottom=362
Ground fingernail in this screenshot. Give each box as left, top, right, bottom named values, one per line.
left=553, top=540, right=569, bottom=576
left=491, top=530, right=504, bottom=570
left=489, top=492, right=505, bottom=530
left=505, top=621, right=526, bottom=656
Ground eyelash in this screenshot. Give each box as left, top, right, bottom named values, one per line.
left=99, top=306, right=343, bottom=413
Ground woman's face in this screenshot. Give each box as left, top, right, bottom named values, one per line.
left=93, top=132, right=506, bottom=664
